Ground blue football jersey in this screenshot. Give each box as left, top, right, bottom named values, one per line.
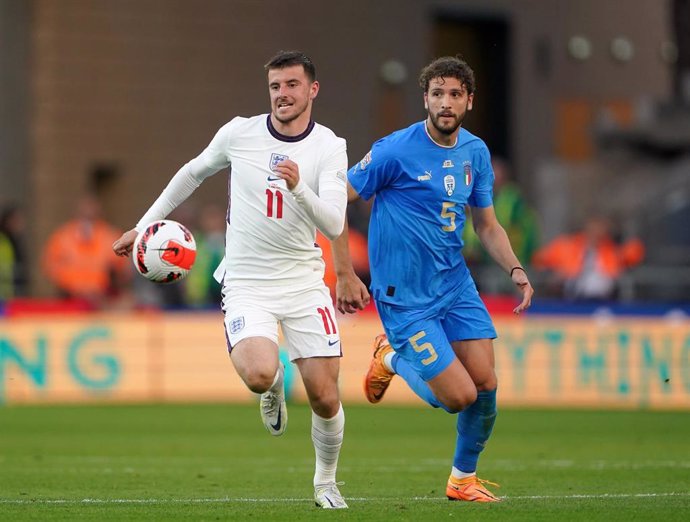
left=349, top=121, right=494, bottom=308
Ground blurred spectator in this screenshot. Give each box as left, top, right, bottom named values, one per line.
left=185, top=204, right=226, bottom=307
left=463, top=157, right=539, bottom=267
left=0, top=205, right=28, bottom=300
left=42, top=193, right=131, bottom=309
left=533, top=215, right=645, bottom=301
left=317, top=226, right=369, bottom=301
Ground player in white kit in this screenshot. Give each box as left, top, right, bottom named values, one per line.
left=112, top=51, right=356, bottom=509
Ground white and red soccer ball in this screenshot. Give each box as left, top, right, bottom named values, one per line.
left=133, top=220, right=196, bottom=283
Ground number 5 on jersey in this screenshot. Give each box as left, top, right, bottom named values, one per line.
left=441, top=202, right=456, bottom=232
left=266, top=189, right=283, bottom=218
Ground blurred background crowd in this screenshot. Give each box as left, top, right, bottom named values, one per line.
left=1, top=0, right=689, bottom=312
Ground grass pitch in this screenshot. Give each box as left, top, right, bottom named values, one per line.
left=0, top=403, right=688, bottom=520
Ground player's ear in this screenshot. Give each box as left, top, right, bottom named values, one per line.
left=310, top=80, right=320, bottom=100
left=467, top=93, right=474, bottom=111
left=423, top=92, right=428, bottom=110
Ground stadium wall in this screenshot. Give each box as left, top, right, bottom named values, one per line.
left=20, top=0, right=671, bottom=296
left=1, top=312, right=688, bottom=409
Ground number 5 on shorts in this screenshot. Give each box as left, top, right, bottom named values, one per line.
left=409, top=331, right=438, bottom=365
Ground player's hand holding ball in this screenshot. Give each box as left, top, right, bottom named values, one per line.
left=112, top=229, right=138, bottom=257
left=114, top=220, right=197, bottom=284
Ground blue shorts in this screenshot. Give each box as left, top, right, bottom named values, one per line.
left=375, top=276, right=497, bottom=381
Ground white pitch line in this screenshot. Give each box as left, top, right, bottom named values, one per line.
left=0, top=492, right=688, bottom=505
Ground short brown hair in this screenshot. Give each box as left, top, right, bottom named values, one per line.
left=418, top=56, right=475, bottom=94
left=264, top=50, right=316, bottom=82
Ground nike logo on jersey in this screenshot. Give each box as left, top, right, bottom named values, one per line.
left=270, top=407, right=282, bottom=432
left=267, top=175, right=282, bottom=182
left=328, top=339, right=340, bottom=346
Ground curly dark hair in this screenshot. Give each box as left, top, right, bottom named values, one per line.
left=264, top=50, right=316, bottom=82
left=418, top=56, right=475, bottom=94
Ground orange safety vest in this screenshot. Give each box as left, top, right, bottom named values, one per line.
left=42, top=219, right=128, bottom=297
left=533, top=233, right=644, bottom=278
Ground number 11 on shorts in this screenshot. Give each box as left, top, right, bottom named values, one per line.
left=317, top=307, right=337, bottom=334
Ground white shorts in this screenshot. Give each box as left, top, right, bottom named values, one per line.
left=221, top=283, right=341, bottom=361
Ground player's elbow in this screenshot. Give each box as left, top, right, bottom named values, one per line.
left=321, top=221, right=344, bottom=241
left=474, top=220, right=502, bottom=242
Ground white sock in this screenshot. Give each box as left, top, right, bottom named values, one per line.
left=383, top=352, right=395, bottom=373
left=451, top=467, right=476, bottom=480
left=312, top=403, right=345, bottom=487
left=268, top=365, right=282, bottom=392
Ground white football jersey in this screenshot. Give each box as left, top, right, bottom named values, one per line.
left=199, top=114, right=348, bottom=289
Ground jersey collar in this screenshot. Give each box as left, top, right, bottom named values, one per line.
left=423, top=120, right=458, bottom=148
left=266, top=114, right=316, bottom=142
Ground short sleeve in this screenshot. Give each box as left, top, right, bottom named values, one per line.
left=347, top=138, right=396, bottom=201
left=467, top=143, right=494, bottom=208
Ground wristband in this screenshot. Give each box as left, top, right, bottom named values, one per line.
left=510, top=266, right=526, bottom=277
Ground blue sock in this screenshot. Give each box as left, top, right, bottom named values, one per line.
left=391, top=353, right=452, bottom=412
left=453, top=389, right=497, bottom=473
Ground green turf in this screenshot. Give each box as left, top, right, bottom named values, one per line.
left=0, top=403, right=688, bottom=520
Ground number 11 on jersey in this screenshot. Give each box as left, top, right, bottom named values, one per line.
left=266, top=189, right=283, bottom=219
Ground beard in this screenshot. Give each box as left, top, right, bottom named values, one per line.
left=428, top=109, right=465, bottom=135
left=273, top=98, right=309, bottom=124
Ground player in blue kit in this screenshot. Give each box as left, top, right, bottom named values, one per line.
left=333, top=56, right=533, bottom=502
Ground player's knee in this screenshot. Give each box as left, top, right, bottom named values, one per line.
left=442, top=387, right=477, bottom=413
left=475, top=371, right=498, bottom=392
left=242, top=368, right=276, bottom=394
left=309, top=392, right=340, bottom=418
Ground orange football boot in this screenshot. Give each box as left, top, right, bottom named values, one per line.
left=446, top=475, right=501, bottom=502
left=363, top=334, right=395, bottom=403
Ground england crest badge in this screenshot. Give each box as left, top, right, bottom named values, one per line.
left=269, top=153, right=289, bottom=171
left=230, top=316, right=245, bottom=334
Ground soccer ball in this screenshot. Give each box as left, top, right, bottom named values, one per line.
left=133, top=220, right=197, bottom=283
